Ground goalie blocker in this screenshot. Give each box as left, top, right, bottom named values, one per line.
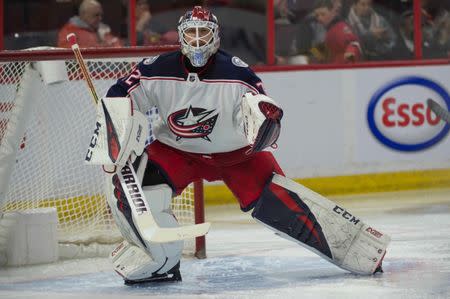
left=252, top=174, right=390, bottom=275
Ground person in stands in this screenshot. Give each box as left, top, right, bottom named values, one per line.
left=312, top=0, right=362, bottom=63
left=391, top=9, right=446, bottom=60
left=57, top=0, right=122, bottom=48
left=347, top=0, right=397, bottom=61
left=133, top=0, right=178, bottom=46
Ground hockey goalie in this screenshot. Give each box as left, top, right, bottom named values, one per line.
left=84, top=5, right=390, bottom=285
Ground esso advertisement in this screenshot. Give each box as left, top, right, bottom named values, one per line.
left=367, top=76, right=450, bottom=151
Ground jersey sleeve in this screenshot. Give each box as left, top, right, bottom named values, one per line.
left=232, top=65, right=274, bottom=136
left=342, top=24, right=362, bottom=61
left=106, top=59, right=154, bottom=112
left=243, top=67, right=267, bottom=95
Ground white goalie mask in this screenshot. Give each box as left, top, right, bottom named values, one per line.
left=177, top=6, right=220, bottom=67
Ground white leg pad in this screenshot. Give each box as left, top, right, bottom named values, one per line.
left=106, top=178, right=183, bottom=280
left=111, top=240, right=164, bottom=281
left=252, top=174, right=390, bottom=275
left=105, top=173, right=146, bottom=248
left=142, top=184, right=183, bottom=274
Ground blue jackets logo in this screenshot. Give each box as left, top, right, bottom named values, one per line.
left=168, top=106, right=218, bottom=141
left=367, top=76, right=450, bottom=151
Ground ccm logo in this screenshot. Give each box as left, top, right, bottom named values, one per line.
left=333, top=205, right=360, bottom=225
left=368, top=76, right=450, bottom=151
left=85, top=121, right=101, bottom=161
left=366, top=227, right=383, bottom=238
left=136, top=124, right=142, bottom=143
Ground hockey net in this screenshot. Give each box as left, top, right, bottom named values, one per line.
left=0, top=47, right=205, bottom=262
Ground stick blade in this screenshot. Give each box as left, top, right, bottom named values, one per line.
left=427, top=98, right=450, bottom=124
left=143, top=222, right=211, bottom=243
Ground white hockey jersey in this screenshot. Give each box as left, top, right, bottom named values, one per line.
left=106, top=50, right=267, bottom=154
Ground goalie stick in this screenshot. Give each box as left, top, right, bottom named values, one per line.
left=427, top=99, right=450, bottom=124
left=66, top=33, right=211, bottom=243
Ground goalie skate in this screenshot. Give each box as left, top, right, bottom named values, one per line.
left=124, top=262, right=182, bottom=285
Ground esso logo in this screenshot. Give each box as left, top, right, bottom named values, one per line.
left=367, top=76, right=450, bottom=151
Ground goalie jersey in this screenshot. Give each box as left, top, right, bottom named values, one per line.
left=106, top=50, right=266, bottom=154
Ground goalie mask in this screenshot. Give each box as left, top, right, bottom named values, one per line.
left=178, top=6, right=220, bottom=67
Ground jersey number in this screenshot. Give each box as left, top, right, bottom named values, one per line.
left=124, top=68, right=141, bottom=86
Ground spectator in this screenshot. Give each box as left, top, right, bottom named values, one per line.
left=391, top=9, right=445, bottom=60
left=434, top=11, right=450, bottom=57
left=347, top=0, right=397, bottom=61
left=312, top=0, right=362, bottom=63
left=134, top=0, right=179, bottom=46
left=57, top=0, right=122, bottom=48
left=273, top=0, right=299, bottom=64
left=135, top=0, right=153, bottom=45
left=274, top=0, right=296, bottom=22
left=294, top=12, right=326, bottom=60
left=273, top=0, right=328, bottom=64
left=278, top=0, right=345, bottom=64
left=422, top=0, right=450, bottom=57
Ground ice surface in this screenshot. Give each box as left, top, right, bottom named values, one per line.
left=1, top=188, right=449, bottom=299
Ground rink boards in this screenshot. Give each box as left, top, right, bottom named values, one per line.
left=205, top=64, right=450, bottom=205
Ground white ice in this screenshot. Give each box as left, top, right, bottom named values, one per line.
left=1, top=188, right=449, bottom=299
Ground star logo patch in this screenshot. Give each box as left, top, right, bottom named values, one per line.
left=168, top=106, right=218, bottom=141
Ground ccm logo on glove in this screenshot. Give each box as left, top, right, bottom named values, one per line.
left=85, top=121, right=101, bottom=162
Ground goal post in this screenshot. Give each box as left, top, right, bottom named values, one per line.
left=0, top=47, right=206, bottom=264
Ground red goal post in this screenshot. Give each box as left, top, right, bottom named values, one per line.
left=0, top=46, right=206, bottom=260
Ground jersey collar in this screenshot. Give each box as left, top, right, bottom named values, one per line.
left=180, top=53, right=215, bottom=78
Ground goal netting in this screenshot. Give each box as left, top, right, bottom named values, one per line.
left=0, top=47, right=205, bottom=262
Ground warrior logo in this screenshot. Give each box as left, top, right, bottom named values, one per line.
left=168, top=105, right=218, bottom=141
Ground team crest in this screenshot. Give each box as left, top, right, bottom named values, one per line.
left=232, top=56, right=248, bottom=68
left=168, top=106, right=218, bottom=141
left=143, top=56, right=159, bottom=65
